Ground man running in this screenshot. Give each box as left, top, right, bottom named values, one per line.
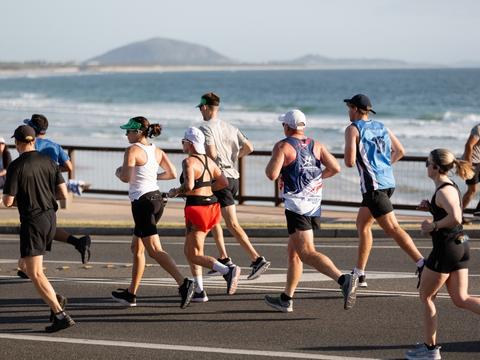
left=343, top=94, right=424, bottom=287
left=198, top=93, right=270, bottom=280
left=264, top=109, right=358, bottom=312
left=461, top=122, right=480, bottom=223
left=3, top=125, right=75, bottom=332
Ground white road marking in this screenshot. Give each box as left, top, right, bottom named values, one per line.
left=0, top=333, right=379, bottom=360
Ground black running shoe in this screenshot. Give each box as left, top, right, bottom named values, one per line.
left=75, top=235, right=91, bottom=264
left=17, top=270, right=29, bottom=279
left=45, top=313, right=75, bottom=333
left=191, top=290, right=209, bottom=303
left=111, top=288, right=136, bottom=307
left=178, top=278, right=195, bottom=309
left=264, top=294, right=293, bottom=312
left=207, top=257, right=233, bottom=276
left=358, top=275, right=368, bottom=288
left=341, top=273, right=358, bottom=310
left=50, top=294, right=68, bottom=322
left=223, top=265, right=241, bottom=295
left=247, top=256, right=271, bottom=280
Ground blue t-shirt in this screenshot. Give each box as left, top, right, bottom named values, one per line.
left=352, top=119, right=395, bottom=193
left=35, top=138, right=70, bottom=166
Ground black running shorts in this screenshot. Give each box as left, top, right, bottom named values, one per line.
left=285, top=209, right=321, bottom=235
left=466, top=163, right=480, bottom=185
left=426, top=230, right=470, bottom=273
left=20, top=209, right=56, bottom=258
left=131, top=190, right=165, bottom=238
left=361, top=188, right=395, bottom=218
left=213, top=178, right=239, bottom=208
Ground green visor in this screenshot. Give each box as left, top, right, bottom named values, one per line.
left=196, top=97, right=208, bottom=108
left=120, top=118, right=142, bottom=130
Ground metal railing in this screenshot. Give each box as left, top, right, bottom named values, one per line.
left=7, top=144, right=474, bottom=213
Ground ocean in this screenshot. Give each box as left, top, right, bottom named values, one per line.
left=0, top=68, right=479, bottom=206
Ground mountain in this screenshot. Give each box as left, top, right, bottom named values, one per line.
left=85, top=37, right=235, bottom=66
left=269, top=54, right=412, bottom=68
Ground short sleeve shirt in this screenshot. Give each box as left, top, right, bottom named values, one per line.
left=199, top=118, right=248, bottom=179
left=3, top=151, right=65, bottom=218
left=35, top=137, right=70, bottom=166
left=468, top=124, right=480, bottom=163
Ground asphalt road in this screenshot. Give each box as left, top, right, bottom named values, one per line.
left=0, top=234, right=479, bottom=360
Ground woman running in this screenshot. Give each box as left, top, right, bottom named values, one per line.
left=112, top=116, right=194, bottom=309
left=406, top=148, right=480, bottom=359
left=169, top=127, right=241, bottom=301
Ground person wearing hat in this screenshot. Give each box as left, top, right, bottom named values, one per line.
left=169, top=127, right=241, bottom=300
left=0, top=136, right=12, bottom=189
left=111, top=116, right=195, bottom=309
left=460, top=122, right=480, bottom=223
left=2, top=125, right=75, bottom=332
left=17, top=114, right=91, bottom=269
left=343, top=94, right=424, bottom=287
left=264, top=110, right=358, bottom=312
left=197, top=92, right=271, bottom=280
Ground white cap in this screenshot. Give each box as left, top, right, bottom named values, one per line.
left=183, top=127, right=206, bottom=154
left=0, top=137, right=5, bottom=144
left=278, top=109, right=307, bottom=130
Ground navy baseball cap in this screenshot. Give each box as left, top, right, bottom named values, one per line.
left=343, top=94, right=376, bottom=114
left=11, top=125, right=36, bottom=143
left=23, top=114, right=49, bottom=134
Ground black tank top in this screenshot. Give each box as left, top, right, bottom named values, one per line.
left=429, top=181, right=463, bottom=237
left=179, top=154, right=213, bottom=190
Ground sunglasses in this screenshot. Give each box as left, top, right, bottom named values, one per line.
left=182, top=139, right=192, bottom=144
left=425, top=159, right=434, bottom=167
left=125, top=129, right=142, bottom=135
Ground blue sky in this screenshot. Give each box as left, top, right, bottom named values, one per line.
left=1, top=0, right=479, bottom=64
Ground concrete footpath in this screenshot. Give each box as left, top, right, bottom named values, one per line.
left=1, top=196, right=479, bottom=238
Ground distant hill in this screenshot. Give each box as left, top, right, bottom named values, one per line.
left=269, top=54, right=412, bottom=68
left=85, top=37, right=235, bottom=66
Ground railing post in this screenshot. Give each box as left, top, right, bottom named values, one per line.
left=238, top=156, right=245, bottom=204
left=274, top=179, right=281, bottom=206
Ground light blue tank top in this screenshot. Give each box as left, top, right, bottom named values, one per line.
left=280, top=137, right=323, bottom=216
left=352, top=120, right=395, bottom=193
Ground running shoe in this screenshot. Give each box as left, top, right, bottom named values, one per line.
left=50, top=294, right=68, bottom=322
left=17, top=270, right=29, bottom=279
left=111, top=288, right=137, bottom=307
left=247, top=256, right=271, bottom=280
left=178, top=278, right=195, bottom=309
left=75, top=235, right=91, bottom=264
left=223, top=265, right=241, bottom=295
left=358, top=275, right=367, bottom=288
left=405, top=343, right=441, bottom=359
left=264, top=294, right=293, bottom=313
left=191, top=290, right=209, bottom=303
left=207, top=257, right=233, bottom=276
left=341, top=273, right=358, bottom=310
left=45, top=313, right=75, bottom=333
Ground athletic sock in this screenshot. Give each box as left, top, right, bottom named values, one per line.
left=337, top=274, right=346, bottom=286
left=67, top=235, right=79, bottom=246
left=353, top=267, right=365, bottom=276
left=212, top=261, right=229, bottom=275
left=194, top=275, right=204, bottom=293
left=416, top=258, right=425, bottom=268
left=280, top=293, right=292, bottom=302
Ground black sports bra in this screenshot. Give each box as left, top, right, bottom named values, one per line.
left=179, top=154, right=213, bottom=190
left=430, top=182, right=461, bottom=222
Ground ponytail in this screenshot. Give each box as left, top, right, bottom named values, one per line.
left=147, top=124, right=162, bottom=138
left=454, top=159, right=475, bottom=180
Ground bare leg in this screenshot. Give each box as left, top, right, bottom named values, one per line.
left=290, top=229, right=342, bottom=281
left=446, top=268, right=480, bottom=313
left=222, top=205, right=259, bottom=261
left=184, top=228, right=217, bottom=269
left=284, top=236, right=303, bottom=297
left=128, top=236, right=145, bottom=294
left=462, top=183, right=477, bottom=210
left=24, top=255, right=62, bottom=313
left=142, top=234, right=184, bottom=285
left=211, top=223, right=229, bottom=259
left=355, top=207, right=375, bottom=271
left=54, top=228, right=71, bottom=243
left=419, top=267, right=449, bottom=346
left=376, top=211, right=423, bottom=263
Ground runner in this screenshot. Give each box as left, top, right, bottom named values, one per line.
left=264, top=110, right=358, bottom=312
left=197, top=92, right=271, bottom=280
left=406, top=148, right=479, bottom=360
left=111, top=116, right=194, bottom=309
left=0, top=136, right=12, bottom=190
left=2, top=125, right=75, bottom=332
left=461, top=122, right=480, bottom=223
left=343, top=94, right=425, bottom=287
left=169, top=127, right=241, bottom=300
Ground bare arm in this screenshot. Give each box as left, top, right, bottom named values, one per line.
left=56, top=182, right=68, bottom=200
left=115, top=147, right=136, bottom=183
left=157, top=149, right=177, bottom=180
left=388, top=129, right=405, bottom=164
left=463, top=134, right=478, bottom=163
left=319, top=144, right=341, bottom=179
left=265, top=142, right=285, bottom=181
left=59, top=160, right=73, bottom=173
left=421, top=186, right=462, bottom=233
left=205, top=144, right=218, bottom=161
left=344, top=125, right=358, bottom=167
left=211, top=165, right=228, bottom=191
left=2, top=194, right=14, bottom=207
left=238, top=140, right=254, bottom=158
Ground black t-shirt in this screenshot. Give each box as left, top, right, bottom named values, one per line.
left=3, top=151, right=65, bottom=218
